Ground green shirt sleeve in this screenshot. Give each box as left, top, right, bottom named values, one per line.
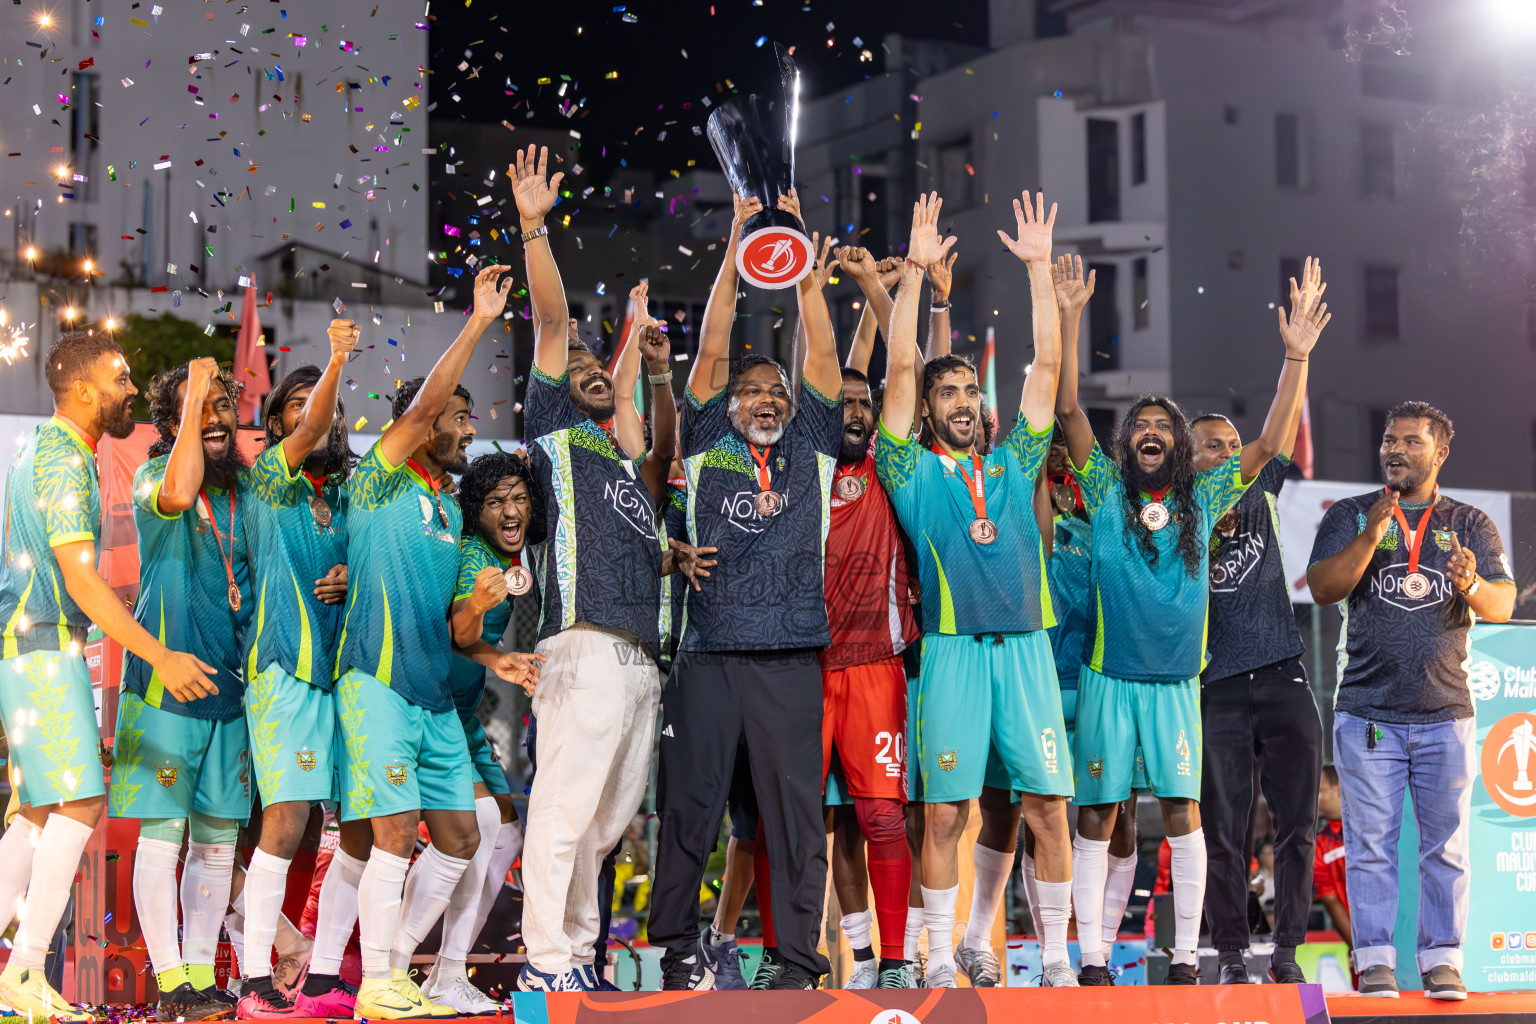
left=874, top=418, right=921, bottom=527
left=346, top=439, right=409, bottom=511
left=37, top=431, right=96, bottom=548
left=249, top=439, right=303, bottom=509
left=1195, top=451, right=1252, bottom=519
left=455, top=537, right=496, bottom=602
left=1000, top=413, right=1051, bottom=479
left=1076, top=440, right=1120, bottom=516
left=132, top=455, right=180, bottom=522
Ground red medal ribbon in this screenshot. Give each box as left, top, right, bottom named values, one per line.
left=1387, top=486, right=1439, bottom=575
left=197, top=487, right=239, bottom=600
left=932, top=444, right=988, bottom=522
left=1141, top=485, right=1172, bottom=503
left=749, top=444, right=775, bottom=493
left=302, top=470, right=328, bottom=497
left=1051, top=472, right=1082, bottom=512
left=406, top=458, right=443, bottom=498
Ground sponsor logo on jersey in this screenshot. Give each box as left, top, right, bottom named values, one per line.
left=1209, top=526, right=1265, bottom=593
left=1372, top=565, right=1452, bottom=611
left=605, top=478, right=658, bottom=539
left=1041, top=728, right=1058, bottom=774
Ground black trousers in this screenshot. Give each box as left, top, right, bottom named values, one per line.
left=649, top=648, right=830, bottom=978
left=1200, top=656, right=1322, bottom=951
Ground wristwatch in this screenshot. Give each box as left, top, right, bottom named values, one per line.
left=648, top=370, right=673, bottom=385
left=521, top=224, right=549, bottom=243
left=1460, top=575, right=1481, bottom=597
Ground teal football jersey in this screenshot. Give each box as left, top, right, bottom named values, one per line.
left=1077, top=440, right=1249, bottom=681
left=242, top=441, right=349, bottom=690
left=445, top=533, right=519, bottom=717
left=122, top=455, right=254, bottom=719
left=334, top=443, right=462, bottom=712
left=874, top=413, right=1054, bottom=636
left=0, top=418, right=101, bottom=657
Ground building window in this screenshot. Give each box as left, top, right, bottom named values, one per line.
left=70, top=73, right=100, bottom=202
left=1364, top=264, right=1400, bottom=339
left=1087, top=119, right=1120, bottom=223
left=936, top=138, right=975, bottom=210
left=1279, top=256, right=1303, bottom=310
left=1133, top=257, right=1149, bottom=330
left=1361, top=122, right=1395, bottom=200
left=1275, top=112, right=1309, bottom=189
left=1131, top=113, right=1147, bottom=186
left=1088, top=262, right=1119, bottom=371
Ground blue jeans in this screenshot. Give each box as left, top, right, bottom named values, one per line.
left=1332, top=710, right=1474, bottom=974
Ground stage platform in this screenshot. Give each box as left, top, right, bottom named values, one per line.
left=122, top=985, right=1522, bottom=1024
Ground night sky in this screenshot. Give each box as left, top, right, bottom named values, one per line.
left=427, top=0, right=988, bottom=182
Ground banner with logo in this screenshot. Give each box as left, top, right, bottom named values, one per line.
left=1275, top=479, right=1512, bottom=604
left=1464, top=622, right=1536, bottom=991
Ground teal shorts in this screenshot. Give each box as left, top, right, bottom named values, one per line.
left=915, top=631, right=1073, bottom=803
left=1073, top=666, right=1200, bottom=804
left=906, top=668, right=922, bottom=802
left=462, top=713, right=511, bottom=796
left=108, top=689, right=250, bottom=820
left=245, top=663, right=337, bottom=807
left=0, top=651, right=106, bottom=805
left=336, top=669, right=476, bottom=821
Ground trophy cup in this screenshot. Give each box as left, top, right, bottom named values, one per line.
left=706, top=43, right=814, bottom=290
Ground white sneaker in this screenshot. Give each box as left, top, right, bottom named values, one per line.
left=925, top=961, right=957, bottom=989
left=1042, top=961, right=1080, bottom=987
left=845, top=959, right=878, bottom=990
left=955, top=943, right=1002, bottom=987
left=423, top=966, right=501, bottom=1013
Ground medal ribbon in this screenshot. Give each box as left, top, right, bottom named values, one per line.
left=749, top=444, right=775, bottom=493
left=1051, top=472, right=1082, bottom=512
left=932, top=445, right=987, bottom=522
left=197, top=487, right=239, bottom=601
left=302, top=470, right=328, bottom=498
left=406, top=458, right=448, bottom=524
left=1387, top=486, right=1438, bottom=576
left=1141, top=485, right=1171, bottom=504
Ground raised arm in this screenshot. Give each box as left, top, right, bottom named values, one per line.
left=1050, top=255, right=1096, bottom=471
left=378, top=264, right=510, bottom=468
left=997, top=192, right=1061, bottom=431
left=637, top=323, right=676, bottom=504
left=280, top=320, right=358, bottom=472
left=511, top=145, right=569, bottom=381
left=1280, top=258, right=1324, bottom=460
left=880, top=193, right=955, bottom=442
left=157, top=356, right=220, bottom=514
left=612, top=282, right=649, bottom=459
left=688, top=194, right=762, bottom=403
left=926, top=251, right=957, bottom=360
left=845, top=302, right=880, bottom=376
left=1239, top=261, right=1329, bottom=482
left=451, top=568, right=507, bottom=648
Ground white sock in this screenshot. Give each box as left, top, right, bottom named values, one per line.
left=357, top=849, right=410, bottom=981
left=961, top=844, right=1013, bottom=953
left=240, top=849, right=290, bottom=981
left=471, top=821, right=522, bottom=943
left=438, top=797, right=500, bottom=964
left=840, top=908, right=873, bottom=954
left=1102, top=853, right=1138, bottom=957
left=223, top=891, right=246, bottom=980
left=1167, top=830, right=1207, bottom=965
left=903, top=904, right=925, bottom=962
left=1018, top=852, right=1045, bottom=942
left=310, top=847, right=367, bottom=976
left=181, top=842, right=236, bottom=974
left=1035, top=880, right=1072, bottom=967
left=275, top=913, right=307, bottom=959
left=0, top=818, right=41, bottom=934
left=135, top=837, right=186, bottom=976
left=389, top=845, right=472, bottom=972
left=433, top=957, right=467, bottom=985
left=1071, top=835, right=1110, bottom=968
left=919, top=884, right=958, bottom=972
left=10, top=814, right=95, bottom=972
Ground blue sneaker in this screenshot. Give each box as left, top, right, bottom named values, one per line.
left=704, top=938, right=748, bottom=991
left=516, top=964, right=589, bottom=993
left=575, top=964, right=621, bottom=992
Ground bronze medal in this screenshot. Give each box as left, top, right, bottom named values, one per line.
left=434, top=493, right=449, bottom=528
left=1402, top=571, right=1430, bottom=600
left=968, top=517, right=997, bottom=545
left=753, top=490, right=783, bottom=518
left=1216, top=509, right=1239, bottom=536
left=227, top=581, right=242, bottom=613
left=1210, top=563, right=1228, bottom=586
left=309, top=494, right=333, bottom=529
left=835, top=474, right=866, bottom=502
left=1140, top=501, right=1169, bottom=531
left=1050, top=481, right=1075, bottom=515
left=504, top=564, right=533, bottom=597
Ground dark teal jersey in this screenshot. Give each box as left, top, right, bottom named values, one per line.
left=874, top=413, right=1054, bottom=636
left=1077, top=440, right=1249, bottom=681
left=334, top=443, right=462, bottom=712
left=0, top=418, right=100, bottom=657
left=122, top=455, right=253, bottom=719
left=1047, top=513, right=1093, bottom=688
left=242, top=441, right=349, bottom=690
left=445, top=533, right=519, bottom=719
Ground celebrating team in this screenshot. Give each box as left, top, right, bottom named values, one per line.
left=0, top=145, right=1514, bottom=1016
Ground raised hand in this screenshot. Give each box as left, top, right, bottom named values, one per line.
left=908, top=192, right=957, bottom=269
left=469, top=564, right=509, bottom=612
left=776, top=187, right=805, bottom=229
left=1365, top=489, right=1398, bottom=545
left=471, top=264, right=513, bottom=322
left=186, top=356, right=220, bottom=400
left=629, top=280, right=656, bottom=326
left=637, top=323, right=670, bottom=371
left=836, top=246, right=876, bottom=282
left=997, top=190, right=1056, bottom=264
left=510, top=145, right=565, bottom=226
left=1447, top=532, right=1478, bottom=592
left=1051, top=254, right=1096, bottom=314
left=1289, top=256, right=1326, bottom=323
left=730, top=193, right=764, bottom=234
left=876, top=257, right=904, bottom=292
left=1277, top=290, right=1330, bottom=357
left=810, top=232, right=838, bottom=288
left=929, top=251, right=958, bottom=301
left=328, top=319, right=360, bottom=361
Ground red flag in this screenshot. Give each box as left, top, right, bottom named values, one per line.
left=1293, top=393, right=1314, bottom=480
left=234, top=285, right=270, bottom=425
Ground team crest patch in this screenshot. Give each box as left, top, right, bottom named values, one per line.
left=936, top=751, right=958, bottom=773
left=986, top=464, right=1004, bottom=477
left=1135, top=754, right=1146, bottom=773
left=1434, top=530, right=1454, bottom=552
left=296, top=750, right=317, bottom=772
left=1088, top=758, right=1104, bottom=779
left=155, top=765, right=178, bottom=788
left=385, top=764, right=409, bottom=787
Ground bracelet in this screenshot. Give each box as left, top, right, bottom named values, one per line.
left=648, top=370, right=673, bottom=385
left=1459, top=575, right=1481, bottom=597
left=1285, top=356, right=1307, bottom=363
left=521, top=224, right=549, bottom=243
left=929, top=300, right=951, bottom=311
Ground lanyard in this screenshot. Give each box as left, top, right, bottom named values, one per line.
left=749, top=444, right=775, bottom=493
left=198, top=487, right=238, bottom=596
left=406, top=458, right=449, bottom=527
left=302, top=470, right=327, bottom=496
left=1387, top=486, right=1438, bottom=575
left=1141, top=485, right=1171, bottom=504
left=933, top=445, right=987, bottom=521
